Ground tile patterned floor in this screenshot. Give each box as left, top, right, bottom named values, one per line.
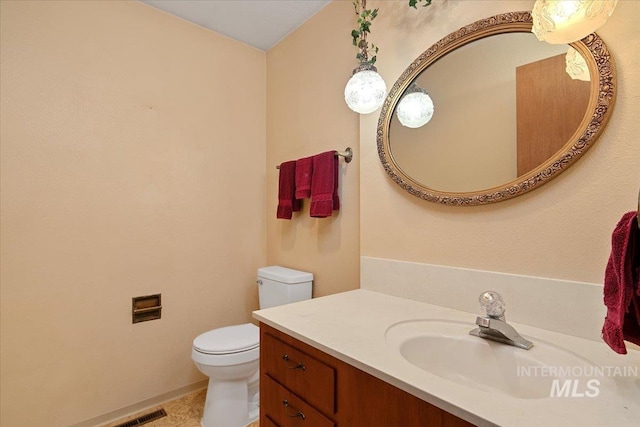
left=103, top=389, right=259, bottom=427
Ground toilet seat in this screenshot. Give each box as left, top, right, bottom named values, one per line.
left=193, top=323, right=259, bottom=355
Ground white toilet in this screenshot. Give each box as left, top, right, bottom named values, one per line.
left=191, top=266, right=313, bottom=427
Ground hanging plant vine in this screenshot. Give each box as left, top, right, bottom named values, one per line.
left=409, top=0, right=433, bottom=7
left=350, top=1, right=434, bottom=67
left=350, top=0, right=379, bottom=66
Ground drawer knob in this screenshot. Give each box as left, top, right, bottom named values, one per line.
left=282, top=354, right=306, bottom=371
left=282, top=399, right=306, bottom=420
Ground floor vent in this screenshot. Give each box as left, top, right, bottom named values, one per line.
left=113, top=408, right=167, bottom=427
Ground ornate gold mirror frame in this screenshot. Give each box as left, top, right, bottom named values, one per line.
left=377, top=11, right=616, bottom=206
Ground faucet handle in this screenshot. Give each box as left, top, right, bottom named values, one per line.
left=479, top=291, right=505, bottom=319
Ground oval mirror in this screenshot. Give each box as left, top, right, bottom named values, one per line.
left=377, top=11, right=616, bottom=206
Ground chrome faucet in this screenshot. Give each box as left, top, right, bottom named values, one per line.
left=469, top=291, right=533, bottom=350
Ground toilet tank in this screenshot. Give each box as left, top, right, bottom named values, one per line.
left=257, top=266, right=313, bottom=309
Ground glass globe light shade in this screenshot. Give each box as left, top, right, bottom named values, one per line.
left=344, top=65, right=388, bottom=114
left=396, top=85, right=434, bottom=128
left=565, top=46, right=591, bottom=81
left=532, top=0, right=618, bottom=44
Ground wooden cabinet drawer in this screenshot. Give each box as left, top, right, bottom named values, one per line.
left=263, top=416, right=280, bottom=427
left=263, top=375, right=335, bottom=427
left=262, top=332, right=336, bottom=415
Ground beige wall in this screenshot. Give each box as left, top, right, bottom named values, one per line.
left=361, top=0, right=640, bottom=284
left=265, top=1, right=360, bottom=298
left=0, top=1, right=266, bottom=426
left=3, top=0, right=640, bottom=425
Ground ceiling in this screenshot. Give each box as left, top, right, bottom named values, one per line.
left=140, top=0, right=331, bottom=51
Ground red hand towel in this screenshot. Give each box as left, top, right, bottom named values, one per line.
left=602, top=211, right=640, bottom=354
left=276, top=161, right=301, bottom=220
left=310, top=151, right=338, bottom=218
left=295, top=156, right=313, bottom=200
left=332, top=154, right=340, bottom=211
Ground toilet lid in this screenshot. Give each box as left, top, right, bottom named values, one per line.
left=193, top=323, right=259, bottom=355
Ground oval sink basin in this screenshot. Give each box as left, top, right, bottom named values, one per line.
left=386, top=320, right=596, bottom=399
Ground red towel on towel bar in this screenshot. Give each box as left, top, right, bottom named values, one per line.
left=602, top=211, right=640, bottom=354
left=276, top=161, right=301, bottom=220
left=295, top=156, right=313, bottom=200
left=332, top=153, right=340, bottom=211
left=310, top=151, right=339, bottom=218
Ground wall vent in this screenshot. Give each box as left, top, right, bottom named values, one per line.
left=113, top=408, right=167, bottom=427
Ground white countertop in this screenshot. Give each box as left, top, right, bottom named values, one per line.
left=253, top=289, right=640, bottom=427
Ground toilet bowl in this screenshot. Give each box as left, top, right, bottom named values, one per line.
left=192, top=323, right=260, bottom=427
left=191, top=266, right=313, bottom=427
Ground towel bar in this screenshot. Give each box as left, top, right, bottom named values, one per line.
left=276, top=147, right=353, bottom=169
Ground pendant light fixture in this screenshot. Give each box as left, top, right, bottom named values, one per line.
left=344, top=0, right=387, bottom=114
left=396, top=84, right=435, bottom=128
left=531, top=0, right=618, bottom=44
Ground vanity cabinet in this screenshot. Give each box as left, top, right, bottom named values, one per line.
left=260, top=323, right=474, bottom=427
